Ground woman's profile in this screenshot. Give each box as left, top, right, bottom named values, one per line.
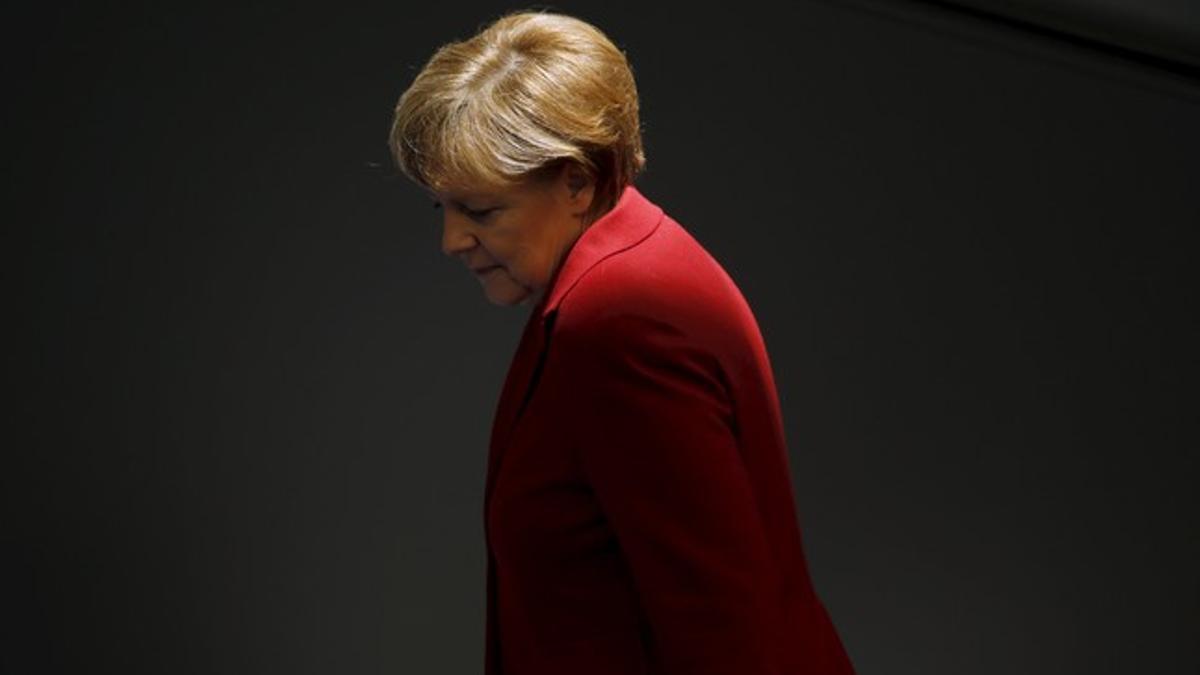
left=388, top=10, right=855, bottom=674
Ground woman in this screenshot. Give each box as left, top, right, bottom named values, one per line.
left=388, top=11, right=855, bottom=675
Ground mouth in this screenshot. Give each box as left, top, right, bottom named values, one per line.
left=473, top=265, right=501, bottom=275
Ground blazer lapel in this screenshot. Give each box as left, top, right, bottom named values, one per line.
left=483, top=185, right=665, bottom=515
left=484, top=303, right=553, bottom=512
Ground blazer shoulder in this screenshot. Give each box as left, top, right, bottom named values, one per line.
left=555, top=217, right=750, bottom=348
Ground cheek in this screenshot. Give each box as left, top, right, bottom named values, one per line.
left=496, top=255, right=539, bottom=288
left=495, top=219, right=553, bottom=279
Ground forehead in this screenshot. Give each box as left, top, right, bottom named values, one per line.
left=426, top=182, right=505, bottom=202
left=427, top=166, right=562, bottom=202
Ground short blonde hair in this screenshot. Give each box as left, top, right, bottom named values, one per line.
left=388, top=10, right=646, bottom=221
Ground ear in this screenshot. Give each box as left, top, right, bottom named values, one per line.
left=561, top=162, right=595, bottom=216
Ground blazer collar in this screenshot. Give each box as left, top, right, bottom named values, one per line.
left=536, top=184, right=664, bottom=319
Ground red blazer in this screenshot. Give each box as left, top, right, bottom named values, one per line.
left=484, top=185, right=855, bottom=675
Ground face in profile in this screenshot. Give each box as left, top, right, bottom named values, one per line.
left=432, top=163, right=596, bottom=307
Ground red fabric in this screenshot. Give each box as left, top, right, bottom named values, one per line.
left=484, top=185, right=855, bottom=674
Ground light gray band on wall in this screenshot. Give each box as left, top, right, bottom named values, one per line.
left=934, top=0, right=1199, bottom=71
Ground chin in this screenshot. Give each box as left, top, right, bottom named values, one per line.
left=479, top=270, right=538, bottom=307
left=484, top=285, right=532, bottom=307
left=485, top=295, right=526, bottom=307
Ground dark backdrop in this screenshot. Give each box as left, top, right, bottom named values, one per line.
left=7, top=1, right=1198, bottom=673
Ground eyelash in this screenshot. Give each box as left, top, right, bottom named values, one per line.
left=432, top=201, right=495, bottom=220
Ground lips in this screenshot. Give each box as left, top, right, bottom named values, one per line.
left=473, top=265, right=500, bottom=274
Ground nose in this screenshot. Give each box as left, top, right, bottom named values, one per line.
left=440, top=210, right=476, bottom=258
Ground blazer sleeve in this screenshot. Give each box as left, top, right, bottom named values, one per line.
left=561, top=310, right=783, bottom=675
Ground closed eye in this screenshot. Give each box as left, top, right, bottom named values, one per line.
left=429, top=198, right=498, bottom=221
left=465, top=207, right=496, bottom=219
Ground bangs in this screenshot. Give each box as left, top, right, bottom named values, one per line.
left=388, top=10, right=645, bottom=220
left=390, top=83, right=576, bottom=195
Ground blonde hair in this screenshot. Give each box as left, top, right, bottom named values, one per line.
left=388, top=10, right=646, bottom=222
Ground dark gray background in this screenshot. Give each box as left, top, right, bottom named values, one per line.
left=7, top=1, right=1198, bottom=673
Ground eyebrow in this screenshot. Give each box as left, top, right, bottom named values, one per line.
left=429, top=191, right=503, bottom=208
